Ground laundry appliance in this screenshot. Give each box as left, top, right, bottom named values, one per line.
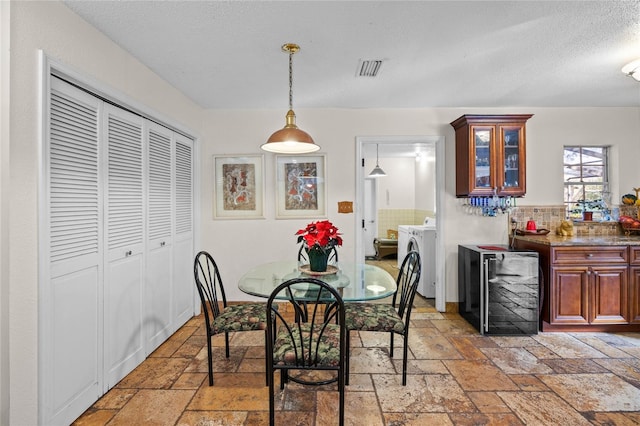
left=397, top=218, right=436, bottom=298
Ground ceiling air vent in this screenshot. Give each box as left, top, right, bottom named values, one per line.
left=357, top=59, right=383, bottom=77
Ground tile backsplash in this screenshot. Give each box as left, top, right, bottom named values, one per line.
left=509, top=205, right=631, bottom=236
left=377, top=209, right=434, bottom=237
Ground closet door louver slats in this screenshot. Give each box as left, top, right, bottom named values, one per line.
left=107, top=115, right=143, bottom=249
left=49, top=91, right=99, bottom=263
left=175, top=139, right=193, bottom=235
left=148, top=129, right=172, bottom=240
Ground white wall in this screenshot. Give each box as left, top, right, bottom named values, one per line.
left=0, top=2, right=10, bottom=425
left=200, top=107, right=640, bottom=305
left=371, top=157, right=416, bottom=209
left=4, top=2, right=203, bottom=424
left=415, top=155, right=436, bottom=213
left=4, top=1, right=640, bottom=423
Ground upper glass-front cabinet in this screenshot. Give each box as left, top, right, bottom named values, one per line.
left=451, top=114, right=533, bottom=197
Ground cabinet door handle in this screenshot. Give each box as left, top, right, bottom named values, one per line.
left=125, top=250, right=132, bottom=256
left=586, top=253, right=593, bottom=258
left=160, top=241, right=166, bottom=247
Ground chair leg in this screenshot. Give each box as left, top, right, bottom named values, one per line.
left=345, top=330, right=351, bottom=386
left=264, top=330, right=269, bottom=386
left=389, top=331, right=395, bottom=357
left=206, top=335, right=214, bottom=386
left=268, top=368, right=276, bottom=426
left=224, top=332, right=230, bottom=358
left=338, top=367, right=345, bottom=426
left=402, top=332, right=409, bottom=386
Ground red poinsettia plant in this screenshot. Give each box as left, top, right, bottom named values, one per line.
left=295, top=220, right=343, bottom=252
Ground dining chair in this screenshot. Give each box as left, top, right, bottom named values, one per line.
left=265, top=277, right=346, bottom=426
left=193, top=250, right=269, bottom=386
left=297, top=244, right=339, bottom=265
left=296, top=245, right=339, bottom=321
left=344, top=250, right=421, bottom=386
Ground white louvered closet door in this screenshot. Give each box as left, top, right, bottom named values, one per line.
left=104, top=104, right=146, bottom=387
left=43, top=77, right=196, bottom=426
left=173, top=134, right=194, bottom=326
left=45, top=78, right=103, bottom=425
left=145, top=122, right=174, bottom=352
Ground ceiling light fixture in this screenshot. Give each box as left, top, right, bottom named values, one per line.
left=622, top=59, right=640, bottom=81
left=261, top=43, right=320, bottom=154
left=369, top=144, right=387, bottom=177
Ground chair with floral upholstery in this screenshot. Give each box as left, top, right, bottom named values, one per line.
left=193, top=250, right=269, bottom=386
left=344, top=250, right=421, bottom=386
left=265, top=277, right=346, bottom=426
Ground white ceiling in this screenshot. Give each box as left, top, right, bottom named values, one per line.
left=62, top=0, right=640, bottom=110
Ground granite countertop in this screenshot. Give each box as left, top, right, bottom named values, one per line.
left=514, top=233, right=640, bottom=246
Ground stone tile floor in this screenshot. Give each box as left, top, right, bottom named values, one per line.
left=73, top=303, right=640, bottom=425
left=73, top=259, right=640, bottom=425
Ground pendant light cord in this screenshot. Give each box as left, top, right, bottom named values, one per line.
left=288, top=50, right=294, bottom=111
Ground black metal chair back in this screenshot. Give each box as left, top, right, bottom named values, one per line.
left=194, top=250, right=226, bottom=333
left=265, top=277, right=346, bottom=426
left=394, top=250, right=421, bottom=330
left=297, top=244, right=339, bottom=265
left=193, top=250, right=268, bottom=386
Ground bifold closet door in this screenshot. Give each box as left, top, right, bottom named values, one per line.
left=104, top=104, right=145, bottom=387
left=173, top=134, right=194, bottom=327
left=43, top=77, right=196, bottom=425
left=45, top=78, right=103, bottom=425
left=145, top=122, right=174, bottom=352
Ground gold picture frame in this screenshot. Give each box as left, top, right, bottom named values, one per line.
left=275, top=154, right=326, bottom=219
left=213, top=154, right=265, bottom=219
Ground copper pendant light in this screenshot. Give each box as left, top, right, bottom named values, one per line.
left=261, top=43, right=320, bottom=154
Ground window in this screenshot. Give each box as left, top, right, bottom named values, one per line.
left=563, top=146, right=609, bottom=220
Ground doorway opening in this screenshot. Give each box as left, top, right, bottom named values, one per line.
left=355, top=136, right=445, bottom=312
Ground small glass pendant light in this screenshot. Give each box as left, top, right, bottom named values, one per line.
left=369, top=144, right=386, bottom=177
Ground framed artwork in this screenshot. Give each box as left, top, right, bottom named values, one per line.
left=213, top=154, right=264, bottom=219
left=276, top=154, right=326, bottom=219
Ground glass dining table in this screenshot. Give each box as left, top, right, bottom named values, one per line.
left=238, top=260, right=397, bottom=301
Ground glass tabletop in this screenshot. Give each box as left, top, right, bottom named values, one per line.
left=238, top=260, right=397, bottom=301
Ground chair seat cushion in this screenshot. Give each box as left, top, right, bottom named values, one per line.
left=272, top=323, right=342, bottom=367
left=211, top=303, right=267, bottom=334
left=344, top=303, right=405, bottom=333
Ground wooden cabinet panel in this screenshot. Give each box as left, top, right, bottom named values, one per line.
left=551, top=246, right=627, bottom=265
left=591, top=266, right=629, bottom=324
left=631, top=266, right=640, bottom=324
left=551, top=267, right=589, bottom=324
left=630, top=246, right=640, bottom=265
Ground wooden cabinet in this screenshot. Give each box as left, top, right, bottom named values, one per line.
left=514, top=239, right=639, bottom=332
left=550, top=264, right=628, bottom=325
left=631, top=246, right=640, bottom=323
left=450, top=114, right=532, bottom=197
left=550, top=246, right=628, bottom=326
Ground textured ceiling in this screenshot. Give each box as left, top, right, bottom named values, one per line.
left=62, top=0, right=640, bottom=109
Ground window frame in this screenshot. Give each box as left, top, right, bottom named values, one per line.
left=563, top=145, right=610, bottom=220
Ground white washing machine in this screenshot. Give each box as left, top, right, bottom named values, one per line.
left=397, top=225, right=411, bottom=269
left=399, top=221, right=436, bottom=298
